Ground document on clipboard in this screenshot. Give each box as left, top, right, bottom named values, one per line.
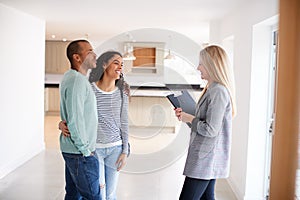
left=166, top=90, right=196, bottom=127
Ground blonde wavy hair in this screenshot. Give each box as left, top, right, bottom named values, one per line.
left=199, top=45, right=237, bottom=117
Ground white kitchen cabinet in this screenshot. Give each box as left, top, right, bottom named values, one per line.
left=128, top=96, right=179, bottom=131
left=44, top=88, right=60, bottom=114
left=45, top=41, right=70, bottom=74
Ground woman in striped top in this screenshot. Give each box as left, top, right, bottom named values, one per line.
left=89, top=51, right=129, bottom=200
left=60, top=51, right=129, bottom=200
left=174, top=45, right=236, bottom=200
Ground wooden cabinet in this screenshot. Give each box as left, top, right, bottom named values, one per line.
left=124, top=42, right=165, bottom=75
left=133, top=47, right=156, bottom=67
left=45, top=41, right=70, bottom=74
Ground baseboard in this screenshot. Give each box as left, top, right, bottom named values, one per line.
left=227, top=176, right=244, bottom=200
left=0, top=143, right=45, bottom=179
left=227, top=176, right=267, bottom=200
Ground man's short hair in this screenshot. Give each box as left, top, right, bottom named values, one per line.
left=66, top=39, right=89, bottom=68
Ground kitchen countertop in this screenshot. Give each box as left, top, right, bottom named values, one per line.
left=130, top=89, right=173, bottom=97
left=45, top=73, right=203, bottom=97
left=44, top=73, right=166, bottom=86
left=45, top=73, right=63, bottom=84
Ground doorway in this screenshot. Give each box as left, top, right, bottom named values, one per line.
left=264, top=28, right=278, bottom=199
left=243, top=15, right=278, bottom=199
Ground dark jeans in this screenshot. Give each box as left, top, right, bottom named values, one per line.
left=179, top=177, right=216, bottom=200
left=62, top=152, right=100, bottom=200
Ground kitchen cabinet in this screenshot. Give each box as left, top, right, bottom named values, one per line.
left=128, top=96, right=179, bottom=132
left=45, top=41, right=70, bottom=74
left=44, top=88, right=60, bottom=114
left=133, top=47, right=156, bottom=67
left=123, top=42, right=165, bottom=75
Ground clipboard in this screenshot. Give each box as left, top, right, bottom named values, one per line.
left=167, top=90, right=196, bottom=127
left=167, top=90, right=196, bottom=115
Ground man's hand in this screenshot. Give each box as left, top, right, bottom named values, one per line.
left=58, top=120, right=70, bottom=137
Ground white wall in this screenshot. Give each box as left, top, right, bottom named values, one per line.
left=210, top=0, right=278, bottom=199
left=0, top=4, right=45, bottom=178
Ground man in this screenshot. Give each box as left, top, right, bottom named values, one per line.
left=59, top=39, right=100, bottom=200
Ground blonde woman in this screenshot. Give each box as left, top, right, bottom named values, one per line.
left=175, top=45, right=236, bottom=200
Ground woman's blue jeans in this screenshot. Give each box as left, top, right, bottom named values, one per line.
left=96, top=145, right=123, bottom=200
left=62, top=152, right=100, bottom=200
left=179, top=177, right=216, bottom=200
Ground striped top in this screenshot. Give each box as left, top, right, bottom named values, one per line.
left=91, top=82, right=129, bottom=154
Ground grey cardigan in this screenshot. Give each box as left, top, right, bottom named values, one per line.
left=183, top=82, right=232, bottom=180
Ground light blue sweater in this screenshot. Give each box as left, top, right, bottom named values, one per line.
left=59, top=69, right=98, bottom=157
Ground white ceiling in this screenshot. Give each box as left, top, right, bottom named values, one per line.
left=0, top=0, right=247, bottom=45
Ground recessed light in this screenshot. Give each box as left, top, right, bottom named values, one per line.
left=51, top=34, right=56, bottom=39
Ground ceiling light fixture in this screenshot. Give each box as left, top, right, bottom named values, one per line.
left=123, top=43, right=136, bottom=61
left=165, top=49, right=175, bottom=60
left=123, top=32, right=136, bottom=61
left=165, top=35, right=175, bottom=60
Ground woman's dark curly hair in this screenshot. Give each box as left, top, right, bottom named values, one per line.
left=89, top=51, right=125, bottom=91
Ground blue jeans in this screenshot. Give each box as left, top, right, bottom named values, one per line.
left=179, top=177, right=216, bottom=200
left=96, top=145, right=123, bottom=200
left=62, top=152, right=101, bottom=200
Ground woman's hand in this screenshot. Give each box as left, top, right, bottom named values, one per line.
left=174, top=108, right=194, bottom=123
left=58, top=120, right=70, bottom=137
left=175, top=108, right=183, bottom=121
left=123, top=81, right=130, bottom=96
left=116, top=153, right=127, bottom=171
